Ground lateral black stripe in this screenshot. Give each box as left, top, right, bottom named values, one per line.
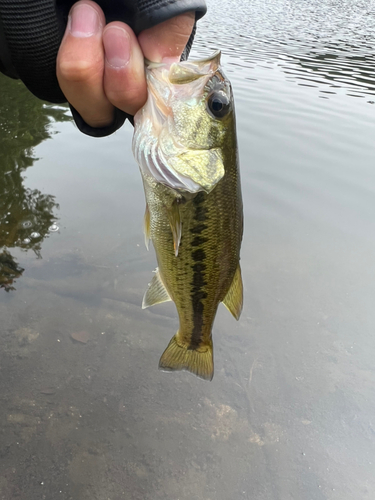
left=191, top=236, right=208, bottom=246
left=189, top=192, right=208, bottom=349
left=190, top=223, right=207, bottom=234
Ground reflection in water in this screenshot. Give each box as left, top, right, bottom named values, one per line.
left=0, top=74, right=71, bottom=290
left=0, top=250, right=24, bottom=292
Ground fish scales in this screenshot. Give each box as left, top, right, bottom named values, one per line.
left=133, top=51, right=243, bottom=380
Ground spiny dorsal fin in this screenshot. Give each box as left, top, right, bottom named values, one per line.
left=144, top=203, right=151, bottom=250
left=159, top=333, right=213, bottom=381
left=222, top=264, right=243, bottom=320
left=166, top=200, right=182, bottom=257
left=142, top=268, right=171, bottom=309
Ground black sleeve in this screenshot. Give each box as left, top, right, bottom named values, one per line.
left=69, top=105, right=132, bottom=138
left=0, top=0, right=206, bottom=136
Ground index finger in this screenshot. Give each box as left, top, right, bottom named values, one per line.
left=138, top=12, right=195, bottom=63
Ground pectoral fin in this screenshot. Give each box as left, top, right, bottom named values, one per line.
left=222, top=264, right=243, bottom=320
left=166, top=200, right=182, bottom=257
left=144, top=203, right=151, bottom=250
left=142, top=269, right=171, bottom=309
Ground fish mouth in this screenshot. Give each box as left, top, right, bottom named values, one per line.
left=145, top=50, right=221, bottom=74
left=145, top=50, right=222, bottom=118
left=167, top=50, right=221, bottom=85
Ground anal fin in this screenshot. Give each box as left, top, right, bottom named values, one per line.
left=142, top=268, right=171, bottom=309
left=222, top=264, right=243, bottom=320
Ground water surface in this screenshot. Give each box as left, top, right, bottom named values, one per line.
left=1, top=0, right=375, bottom=499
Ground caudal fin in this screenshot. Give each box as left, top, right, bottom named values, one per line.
left=159, top=334, right=214, bottom=381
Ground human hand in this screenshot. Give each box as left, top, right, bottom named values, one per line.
left=57, top=0, right=195, bottom=128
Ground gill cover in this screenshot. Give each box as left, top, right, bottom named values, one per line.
left=133, top=51, right=230, bottom=194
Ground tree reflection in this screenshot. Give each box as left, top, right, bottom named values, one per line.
left=0, top=250, right=24, bottom=292
left=0, top=74, right=71, bottom=291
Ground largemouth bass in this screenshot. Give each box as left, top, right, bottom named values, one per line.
left=132, top=51, right=243, bottom=380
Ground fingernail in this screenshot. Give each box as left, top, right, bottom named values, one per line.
left=162, top=56, right=180, bottom=64
left=70, top=3, right=100, bottom=38
left=103, top=27, right=131, bottom=68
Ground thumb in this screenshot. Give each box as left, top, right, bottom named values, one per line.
left=138, top=12, right=195, bottom=63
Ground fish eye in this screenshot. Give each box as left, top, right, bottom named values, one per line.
left=207, top=91, right=231, bottom=119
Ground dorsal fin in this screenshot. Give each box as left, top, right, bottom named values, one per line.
left=222, top=264, right=243, bottom=320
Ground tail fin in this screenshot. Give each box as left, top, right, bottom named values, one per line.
left=159, top=334, right=214, bottom=381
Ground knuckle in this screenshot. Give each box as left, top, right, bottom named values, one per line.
left=107, top=88, right=145, bottom=114
left=167, top=13, right=195, bottom=38
left=105, top=74, right=147, bottom=110
left=161, top=13, right=195, bottom=45
left=58, top=59, right=101, bottom=84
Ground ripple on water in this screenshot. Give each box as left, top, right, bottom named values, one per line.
left=193, top=0, right=375, bottom=99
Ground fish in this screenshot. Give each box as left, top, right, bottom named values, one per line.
left=132, top=51, right=243, bottom=381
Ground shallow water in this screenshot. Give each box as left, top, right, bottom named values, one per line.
left=1, top=0, right=375, bottom=499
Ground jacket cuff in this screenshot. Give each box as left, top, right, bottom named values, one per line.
left=132, top=0, right=206, bottom=34
left=69, top=105, right=133, bottom=138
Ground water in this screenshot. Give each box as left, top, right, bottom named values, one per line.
left=1, top=0, right=375, bottom=498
